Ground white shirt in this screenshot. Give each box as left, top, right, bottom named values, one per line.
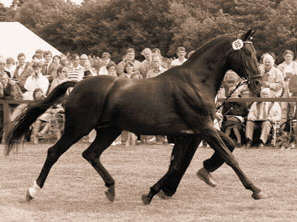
left=171, top=58, right=187, bottom=67
left=23, top=73, right=49, bottom=100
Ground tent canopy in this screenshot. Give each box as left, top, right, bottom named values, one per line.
left=0, top=22, right=62, bottom=60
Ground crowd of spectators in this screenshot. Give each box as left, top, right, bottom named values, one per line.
left=1, top=47, right=297, bottom=148
left=0, top=46, right=188, bottom=145
left=217, top=50, right=297, bottom=149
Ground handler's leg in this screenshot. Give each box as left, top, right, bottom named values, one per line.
left=202, top=128, right=262, bottom=199
left=197, top=130, right=234, bottom=187
left=142, top=135, right=201, bottom=205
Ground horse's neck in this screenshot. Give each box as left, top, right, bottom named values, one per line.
left=185, top=43, right=230, bottom=97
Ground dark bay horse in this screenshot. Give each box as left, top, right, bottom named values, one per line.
left=5, top=30, right=263, bottom=205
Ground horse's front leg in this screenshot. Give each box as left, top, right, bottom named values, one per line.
left=203, top=128, right=264, bottom=199
left=142, top=135, right=201, bottom=205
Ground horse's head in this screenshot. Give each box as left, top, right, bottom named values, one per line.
left=227, top=30, right=262, bottom=96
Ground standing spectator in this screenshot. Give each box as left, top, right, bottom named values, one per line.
left=80, top=54, right=89, bottom=68
left=246, top=88, right=282, bottom=148
left=34, top=49, right=44, bottom=63
left=83, top=60, right=97, bottom=78
left=5, top=57, right=16, bottom=78
left=48, top=66, right=68, bottom=93
left=277, top=50, right=297, bottom=129
left=278, top=50, right=297, bottom=81
left=42, top=51, right=53, bottom=77
left=47, top=55, right=61, bottom=81
left=14, top=53, right=31, bottom=91
left=260, top=53, right=286, bottom=127
left=139, top=48, right=152, bottom=79
left=260, top=53, right=284, bottom=97
left=0, top=56, right=10, bottom=79
left=106, top=62, right=118, bottom=77
left=152, top=48, right=171, bottom=69
left=146, top=54, right=167, bottom=78
left=23, top=62, right=49, bottom=100
left=119, top=62, right=138, bottom=78
left=67, top=54, right=84, bottom=81
left=170, top=46, right=188, bottom=67
left=117, top=48, right=141, bottom=76
left=98, top=52, right=112, bottom=75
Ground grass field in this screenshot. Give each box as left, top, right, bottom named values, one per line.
left=1, top=143, right=297, bottom=222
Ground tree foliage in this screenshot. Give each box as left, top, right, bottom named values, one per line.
left=0, top=0, right=296, bottom=60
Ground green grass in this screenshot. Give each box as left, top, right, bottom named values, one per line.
left=1, top=143, right=297, bottom=222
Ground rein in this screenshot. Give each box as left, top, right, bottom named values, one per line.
left=216, top=80, right=248, bottom=111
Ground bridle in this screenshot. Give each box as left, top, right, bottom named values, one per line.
left=217, top=40, right=261, bottom=111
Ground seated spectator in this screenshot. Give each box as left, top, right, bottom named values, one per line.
left=117, top=48, right=141, bottom=76
left=23, top=62, right=49, bottom=100
left=170, top=46, right=187, bottom=67
left=146, top=54, right=167, bottom=78
left=106, top=62, right=118, bottom=77
left=98, top=52, right=112, bottom=75
left=48, top=66, right=68, bottom=93
left=30, top=88, right=63, bottom=144
left=222, top=88, right=250, bottom=147
left=246, top=88, right=282, bottom=148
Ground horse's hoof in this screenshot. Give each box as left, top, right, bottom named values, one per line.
left=141, top=194, right=151, bottom=205
left=251, top=191, right=266, bottom=200
left=105, top=189, right=115, bottom=202
left=25, top=190, right=34, bottom=202
left=157, top=190, right=171, bottom=200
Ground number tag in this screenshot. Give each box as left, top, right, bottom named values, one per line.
left=232, top=39, right=244, bottom=50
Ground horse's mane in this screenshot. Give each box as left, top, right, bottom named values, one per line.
left=186, top=33, right=238, bottom=62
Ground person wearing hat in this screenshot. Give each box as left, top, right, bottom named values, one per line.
left=117, top=48, right=142, bottom=76
left=170, top=46, right=188, bottom=67
left=245, top=88, right=282, bottom=148
left=23, top=61, right=49, bottom=100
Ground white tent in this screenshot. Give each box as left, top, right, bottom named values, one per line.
left=0, top=22, right=62, bottom=60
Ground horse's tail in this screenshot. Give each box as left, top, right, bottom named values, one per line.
left=4, top=81, right=77, bottom=156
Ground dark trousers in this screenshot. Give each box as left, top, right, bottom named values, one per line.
left=203, top=132, right=235, bottom=172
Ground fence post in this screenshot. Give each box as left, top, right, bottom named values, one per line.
left=1, top=99, right=11, bottom=144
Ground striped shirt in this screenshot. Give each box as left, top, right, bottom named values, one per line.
left=67, top=65, right=84, bottom=81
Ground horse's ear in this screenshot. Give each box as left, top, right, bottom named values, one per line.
left=241, top=29, right=255, bottom=41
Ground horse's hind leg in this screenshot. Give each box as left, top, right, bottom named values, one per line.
left=26, top=130, right=84, bottom=201
left=82, top=127, right=121, bottom=202
left=203, top=128, right=263, bottom=199
left=142, top=135, right=201, bottom=205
